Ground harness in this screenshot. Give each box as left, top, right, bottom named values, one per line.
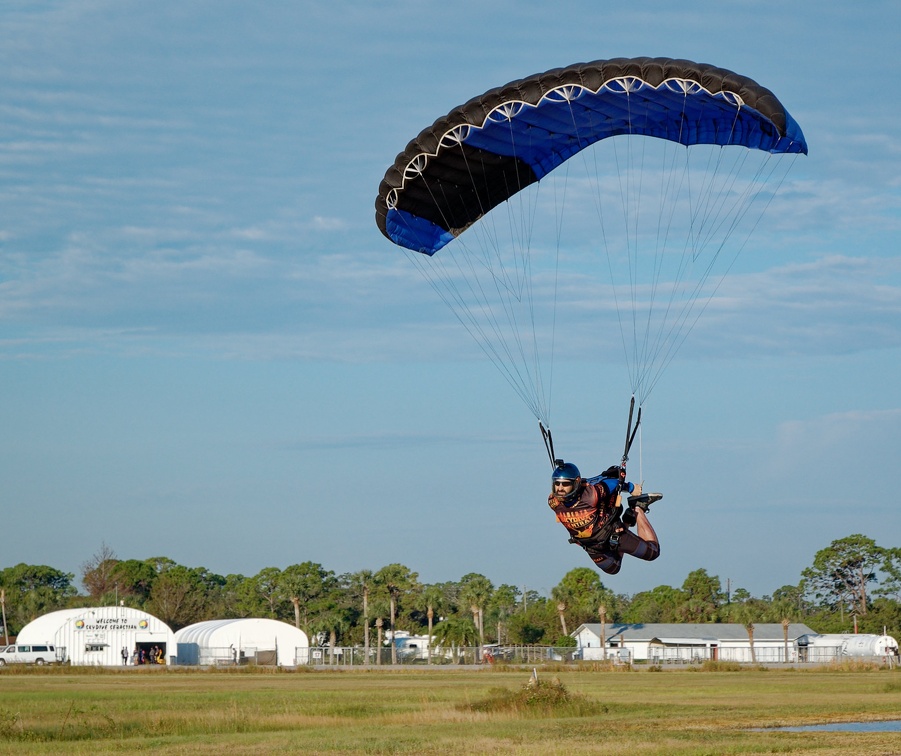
left=542, top=396, right=642, bottom=554
left=565, top=479, right=624, bottom=552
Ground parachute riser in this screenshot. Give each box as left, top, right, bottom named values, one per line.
left=621, top=396, right=641, bottom=472
left=617, top=396, right=641, bottom=493
left=540, top=422, right=558, bottom=470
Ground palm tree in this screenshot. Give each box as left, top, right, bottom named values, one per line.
left=417, top=584, right=446, bottom=665
left=349, top=570, right=374, bottom=665
left=431, top=616, right=478, bottom=664
left=311, top=609, right=350, bottom=665
left=489, top=584, right=519, bottom=646
left=459, top=573, right=493, bottom=658
left=731, top=594, right=761, bottom=664
left=374, top=563, right=419, bottom=665
left=550, top=584, right=573, bottom=637
left=369, top=597, right=391, bottom=666
left=375, top=617, right=384, bottom=665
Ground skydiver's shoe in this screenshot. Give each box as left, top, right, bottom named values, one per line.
left=627, top=492, right=663, bottom=512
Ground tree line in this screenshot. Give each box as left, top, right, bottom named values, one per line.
left=2, top=534, right=899, bottom=651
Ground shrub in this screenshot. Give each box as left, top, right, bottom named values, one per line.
left=465, top=675, right=606, bottom=717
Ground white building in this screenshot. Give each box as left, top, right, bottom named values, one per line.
left=174, top=618, right=309, bottom=667
left=16, top=606, right=175, bottom=666
left=573, top=623, right=818, bottom=663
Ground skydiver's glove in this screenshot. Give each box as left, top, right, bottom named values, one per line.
left=621, top=508, right=637, bottom=528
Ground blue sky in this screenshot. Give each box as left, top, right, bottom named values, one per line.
left=2, top=1, right=900, bottom=600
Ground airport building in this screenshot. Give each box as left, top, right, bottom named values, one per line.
left=16, top=606, right=176, bottom=666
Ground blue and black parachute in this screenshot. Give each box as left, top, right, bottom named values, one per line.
left=375, top=57, right=807, bottom=426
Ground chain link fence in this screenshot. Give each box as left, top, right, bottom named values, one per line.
left=297, top=646, right=583, bottom=667
left=190, top=644, right=899, bottom=668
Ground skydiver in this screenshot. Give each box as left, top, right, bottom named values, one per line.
left=548, top=461, right=661, bottom=575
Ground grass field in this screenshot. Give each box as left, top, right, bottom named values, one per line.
left=0, top=663, right=900, bottom=754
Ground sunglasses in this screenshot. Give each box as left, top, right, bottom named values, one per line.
left=553, top=480, right=575, bottom=487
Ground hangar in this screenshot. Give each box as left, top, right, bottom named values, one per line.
left=16, top=606, right=176, bottom=666
left=174, top=618, right=309, bottom=667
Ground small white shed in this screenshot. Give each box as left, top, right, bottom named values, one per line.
left=16, top=606, right=175, bottom=666
left=174, top=618, right=309, bottom=667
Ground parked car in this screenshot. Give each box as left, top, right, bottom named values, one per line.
left=0, top=644, right=62, bottom=666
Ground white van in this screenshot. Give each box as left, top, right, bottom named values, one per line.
left=0, top=644, right=62, bottom=666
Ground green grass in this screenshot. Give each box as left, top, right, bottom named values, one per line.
left=0, top=665, right=899, bottom=754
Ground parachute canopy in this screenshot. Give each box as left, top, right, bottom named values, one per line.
left=376, top=57, right=806, bottom=254
left=375, top=57, right=806, bottom=425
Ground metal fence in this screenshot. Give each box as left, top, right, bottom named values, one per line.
left=300, top=645, right=898, bottom=667
left=192, top=646, right=269, bottom=666
left=644, top=646, right=796, bottom=664
left=297, top=646, right=582, bottom=667
left=184, top=644, right=897, bottom=667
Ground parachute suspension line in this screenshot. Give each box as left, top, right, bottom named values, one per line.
left=593, top=92, right=800, bottom=406
left=579, top=94, right=635, bottom=391
left=635, top=153, right=800, bottom=402
left=636, top=136, right=708, bottom=402
left=379, top=59, right=807, bottom=450
left=606, top=85, right=657, bottom=400
left=399, top=118, right=555, bottom=425
left=403, top=245, right=547, bottom=424
left=637, top=105, right=801, bottom=401
left=411, top=148, right=548, bottom=422
left=501, top=116, right=555, bottom=425
left=634, top=108, right=687, bottom=403
left=580, top=108, right=632, bottom=388
left=541, top=158, right=574, bottom=427
left=621, top=89, right=641, bottom=394
left=634, top=88, right=734, bottom=404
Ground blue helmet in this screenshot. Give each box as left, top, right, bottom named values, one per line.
left=551, top=461, right=582, bottom=501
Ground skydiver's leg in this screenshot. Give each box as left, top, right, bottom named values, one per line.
left=618, top=509, right=660, bottom=562
left=592, top=553, right=623, bottom=574
left=584, top=543, right=623, bottom=575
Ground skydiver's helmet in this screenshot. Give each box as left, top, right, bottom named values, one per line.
left=551, top=460, right=582, bottom=503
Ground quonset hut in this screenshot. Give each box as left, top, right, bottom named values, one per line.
left=16, top=607, right=175, bottom=666
left=174, top=618, right=309, bottom=667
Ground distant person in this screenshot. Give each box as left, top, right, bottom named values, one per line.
left=548, top=461, right=661, bottom=574
left=121, top=647, right=128, bottom=665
